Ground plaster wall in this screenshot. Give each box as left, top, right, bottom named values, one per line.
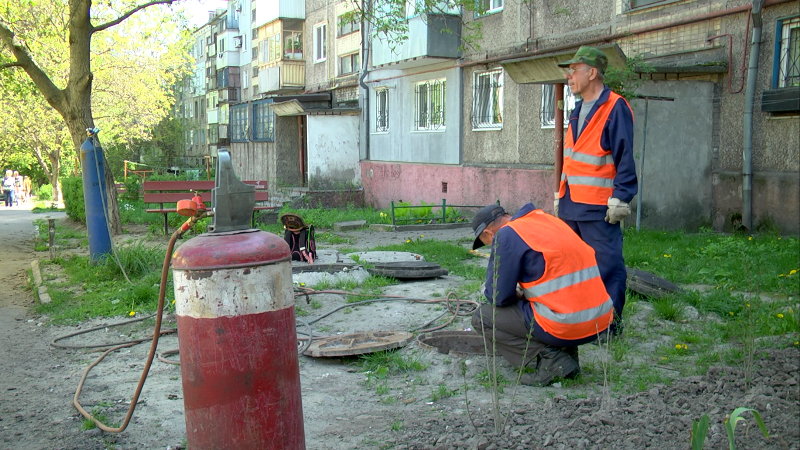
left=368, top=67, right=462, bottom=164
left=461, top=65, right=554, bottom=166
left=307, top=115, right=361, bottom=188
left=361, top=161, right=554, bottom=214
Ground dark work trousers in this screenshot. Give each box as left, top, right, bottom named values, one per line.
left=562, top=219, right=627, bottom=324
left=471, top=303, right=546, bottom=368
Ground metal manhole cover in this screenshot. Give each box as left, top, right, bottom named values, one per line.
left=367, top=262, right=448, bottom=279
left=303, top=331, right=414, bottom=357
left=417, top=331, right=486, bottom=356
left=626, top=267, right=684, bottom=299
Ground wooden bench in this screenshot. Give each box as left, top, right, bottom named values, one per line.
left=143, top=180, right=274, bottom=234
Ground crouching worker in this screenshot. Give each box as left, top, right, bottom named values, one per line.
left=470, top=203, right=613, bottom=386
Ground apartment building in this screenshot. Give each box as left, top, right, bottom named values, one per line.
left=361, top=0, right=799, bottom=233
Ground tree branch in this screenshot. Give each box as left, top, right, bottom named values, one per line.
left=0, top=62, right=24, bottom=69
left=92, top=0, right=177, bottom=33
left=0, top=19, right=66, bottom=111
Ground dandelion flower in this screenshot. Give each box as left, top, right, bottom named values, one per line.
left=661, top=357, right=668, bottom=360
left=729, top=311, right=734, bottom=316
left=780, top=274, right=786, bottom=277
left=682, top=344, right=688, bottom=350
left=795, top=341, right=799, bottom=346
left=675, top=344, right=682, bottom=349
left=406, top=239, right=411, bottom=243
left=747, top=303, right=750, bottom=307
left=790, top=269, right=798, bottom=275
left=300, top=282, right=305, bottom=286
left=420, top=234, right=424, bottom=238
left=748, top=237, right=752, bottom=241
left=777, top=313, right=784, bottom=318
left=663, top=254, right=671, bottom=258
left=171, top=300, right=175, bottom=305
left=129, top=311, right=136, bottom=317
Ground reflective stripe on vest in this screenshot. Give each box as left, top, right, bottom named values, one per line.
left=506, top=210, right=613, bottom=340
left=559, top=91, right=632, bottom=205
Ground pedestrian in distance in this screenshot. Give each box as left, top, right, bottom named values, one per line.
left=554, top=46, right=638, bottom=336
left=13, top=171, right=23, bottom=206
left=22, top=176, right=31, bottom=203
left=470, top=203, right=614, bottom=386
left=2, top=170, right=15, bottom=207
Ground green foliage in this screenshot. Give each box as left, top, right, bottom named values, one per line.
left=605, top=54, right=655, bottom=100
left=475, top=369, right=508, bottom=392
left=36, top=184, right=54, bottom=201
left=652, top=296, right=686, bottom=322
left=725, top=407, right=769, bottom=449
left=359, top=350, right=429, bottom=377
left=61, top=177, right=85, bottom=223
left=122, top=177, right=141, bottom=201
left=691, top=414, right=710, bottom=450
left=430, top=384, right=458, bottom=401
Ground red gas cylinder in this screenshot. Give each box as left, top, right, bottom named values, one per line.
left=172, top=229, right=305, bottom=450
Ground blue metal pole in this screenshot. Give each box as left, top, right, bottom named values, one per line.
left=80, top=136, right=112, bottom=263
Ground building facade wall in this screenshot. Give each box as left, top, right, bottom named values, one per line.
left=307, top=114, right=361, bottom=188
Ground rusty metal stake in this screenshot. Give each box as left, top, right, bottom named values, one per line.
left=48, top=218, right=55, bottom=260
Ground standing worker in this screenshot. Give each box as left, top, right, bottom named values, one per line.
left=554, top=46, right=637, bottom=336
left=470, top=203, right=613, bottom=386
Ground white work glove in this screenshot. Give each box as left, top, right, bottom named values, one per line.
left=553, top=192, right=560, bottom=217
left=605, top=197, right=631, bottom=224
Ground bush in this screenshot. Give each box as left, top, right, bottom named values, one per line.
left=35, top=184, right=53, bottom=201
left=122, top=177, right=141, bottom=201
left=61, top=177, right=85, bottom=223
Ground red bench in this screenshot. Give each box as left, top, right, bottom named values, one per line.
left=143, top=180, right=274, bottom=234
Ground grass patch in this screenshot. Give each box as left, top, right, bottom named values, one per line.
left=475, top=369, right=509, bottom=393
left=652, top=296, right=686, bottom=322
left=359, top=350, right=429, bottom=376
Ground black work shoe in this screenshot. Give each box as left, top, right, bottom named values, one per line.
left=520, top=346, right=580, bottom=387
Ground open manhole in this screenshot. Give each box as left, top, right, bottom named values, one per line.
left=303, top=331, right=413, bottom=357
left=417, top=331, right=486, bottom=357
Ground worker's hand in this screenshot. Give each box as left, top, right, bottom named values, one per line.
left=516, top=283, right=525, bottom=299
left=553, top=192, right=560, bottom=217
left=605, top=197, right=631, bottom=224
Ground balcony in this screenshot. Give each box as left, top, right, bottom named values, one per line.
left=207, top=108, right=219, bottom=124
left=218, top=87, right=240, bottom=103
left=254, top=0, right=304, bottom=27
left=371, top=14, right=461, bottom=69
left=258, top=60, right=305, bottom=94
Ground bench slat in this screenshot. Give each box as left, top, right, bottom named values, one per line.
left=144, top=192, right=270, bottom=203
left=142, top=180, right=267, bottom=191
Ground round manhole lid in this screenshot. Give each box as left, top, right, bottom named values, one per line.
left=367, top=262, right=448, bottom=279
left=303, top=331, right=414, bottom=357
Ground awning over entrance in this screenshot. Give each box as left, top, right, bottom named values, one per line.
left=267, top=92, right=360, bottom=116
left=269, top=99, right=306, bottom=116
left=500, top=44, right=627, bottom=84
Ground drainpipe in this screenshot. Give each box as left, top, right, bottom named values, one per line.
left=742, top=0, right=764, bottom=232
left=358, top=0, right=371, bottom=160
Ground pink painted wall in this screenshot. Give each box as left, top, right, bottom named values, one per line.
left=361, top=162, right=556, bottom=214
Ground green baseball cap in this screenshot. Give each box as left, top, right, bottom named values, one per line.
left=557, top=46, right=608, bottom=74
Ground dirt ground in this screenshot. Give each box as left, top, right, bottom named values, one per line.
left=1, top=207, right=798, bottom=450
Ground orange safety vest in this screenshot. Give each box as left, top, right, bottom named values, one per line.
left=558, top=91, right=631, bottom=205
left=506, top=210, right=613, bottom=340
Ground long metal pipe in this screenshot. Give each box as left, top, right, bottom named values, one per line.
left=554, top=83, right=564, bottom=193
left=358, top=0, right=371, bottom=160
left=742, top=0, right=765, bottom=231
left=364, top=0, right=792, bottom=85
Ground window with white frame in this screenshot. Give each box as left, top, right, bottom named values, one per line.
left=414, top=79, right=446, bottom=131
left=314, top=24, right=327, bottom=63
left=265, top=33, right=281, bottom=62
left=540, top=84, right=576, bottom=128
left=776, top=16, right=800, bottom=88
left=376, top=88, right=389, bottom=132
left=474, top=0, right=504, bottom=16
left=339, top=52, right=360, bottom=76
left=472, top=69, right=503, bottom=129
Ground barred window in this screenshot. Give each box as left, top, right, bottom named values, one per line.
left=376, top=88, right=389, bottom=132
left=253, top=101, right=274, bottom=142
left=472, top=69, right=503, bottom=129
left=231, top=103, right=250, bottom=142
left=540, top=84, right=575, bottom=128
left=776, top=16, right=800, bottom=88
left=414, top=79, right=446, bottom=131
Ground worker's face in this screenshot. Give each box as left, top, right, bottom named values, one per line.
left=565, top=63, right=594, bottom=96
left=478, top=229, right=494, bottom=247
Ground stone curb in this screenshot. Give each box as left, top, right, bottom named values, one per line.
left=368, top=222, right=472, bottom=232
left=30, top=260, right=51, bottom=304
left=333, top=220, right=367, bottom=231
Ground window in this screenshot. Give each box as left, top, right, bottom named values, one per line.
left=231, top=104, right=250, bottom=142
left=339, top=52, right=360, bottom=75
left=209, top=126, right=219, bottom=144
left=200, top=99, right=205, bottom=117
left=376, top=88, right=389, bottom=132
left=284, top=31, right=303, bottom=60
left=629, top=0, right=663, bottom=8
left=253, top=100, right=275, bottom=141
left=252, top=47, right=258, bottom=59
left=252, top=28, right=258, bottom=40
left=266, top=33, right=281, bottom=62
left=253, top=66, right=259, bottom=77
left=218, top=37, right=225, bottom=53
left=474, top=0, right=504, bottom=17
left=233, top=36, right=242, bottom=48
left=314, top=24, right=327, bottom=62
left=337, top=15, right=360, bottom=37
left=775, top=16, right=800, bottom=88
left=472, top=70, right=503, bottom=129
left=414, top=79, right=446, bottom=130
left=251, top=8, right=256, bottom=21
left=540, top=84, right=576, bottom=128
